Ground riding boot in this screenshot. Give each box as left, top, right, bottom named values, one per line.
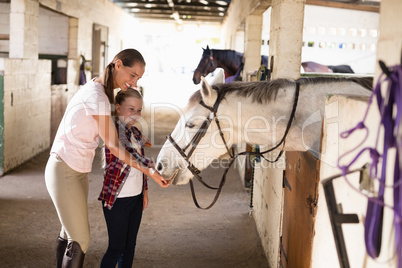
left=56, top=236, right=68, bottom=268
left=62, top=241, right=85, bottom=268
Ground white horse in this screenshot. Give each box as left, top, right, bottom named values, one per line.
left=156, top=75, right=372, bottom=185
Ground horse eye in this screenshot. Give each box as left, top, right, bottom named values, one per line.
left=185, top=122, right=195, bottom=129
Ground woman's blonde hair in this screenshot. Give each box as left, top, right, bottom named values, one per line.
left=101, top=48, right=145, bottom=104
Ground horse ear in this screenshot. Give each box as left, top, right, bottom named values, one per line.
left=206, top=45, right=210, bottom=51
left=200, top=76, right=217, bottom=106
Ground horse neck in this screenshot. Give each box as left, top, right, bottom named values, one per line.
left=218, top=90, right=301, bottom=149
left=213, top=50, right=243, bottom=76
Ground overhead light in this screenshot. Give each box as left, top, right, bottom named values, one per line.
left=218, top=7, right=225, bottom=11
left=172, top=11, right=180, bottom=20
left=125, top=3, right=138, bottom=7
left=219, top=12, right=224, bottom=16
left=199, top=0, right=209, bottom=4
left=145, top=3, right=154, bottom=8
left=172, top=11, right=183, bottom=24
left=131, top=8, right=141, bottom=12
left=216, top=0, right=228, bottom=6
left=203, top=6, right=211, bottom=10
left=167, top=0, right=174, bottom=7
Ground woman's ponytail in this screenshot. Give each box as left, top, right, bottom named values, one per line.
left=103, top=63, right=115, bottom=105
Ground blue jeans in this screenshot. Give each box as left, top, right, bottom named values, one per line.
left=100, top=194, right=143, bottom=268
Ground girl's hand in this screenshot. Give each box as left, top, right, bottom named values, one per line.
left=143, top=190, right=149, bottom=211
left=149, top=168, right=170, bottom=188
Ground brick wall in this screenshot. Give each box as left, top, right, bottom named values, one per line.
left=2, top=59, right=51, bottom=173
left=0, top=3, right=10, bottom=54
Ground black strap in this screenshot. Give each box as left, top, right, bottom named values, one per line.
left=167, top=135, right=201, bottom=175
left=167, top=135, right=218, bottom=190
left=189, top=158, right=235, bottom=210
left=239, top=81, right=300, bottom=162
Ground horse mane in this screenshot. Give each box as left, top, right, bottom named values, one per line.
left=188, top=78, right=294, bottom=106
left=187, top=76, right=373, bottom=107
left=296, top=76, right=373, bottom=91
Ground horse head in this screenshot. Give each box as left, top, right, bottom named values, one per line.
left=192, top=45, right=217, bottom=85
left=156, top=74, right=229, bottom=185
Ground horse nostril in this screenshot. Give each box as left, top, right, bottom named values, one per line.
left=156, top=162, right=163, bottom=172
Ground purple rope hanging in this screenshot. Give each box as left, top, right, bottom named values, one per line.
left=337, top=61, right=402, bottom=266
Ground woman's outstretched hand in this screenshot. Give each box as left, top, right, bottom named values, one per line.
left=148, top=168, right=170, bottom=187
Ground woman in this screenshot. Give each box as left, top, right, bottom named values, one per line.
left=45, top=49, right=170, bottom=268
left=99, top=89, right=150, bottom=267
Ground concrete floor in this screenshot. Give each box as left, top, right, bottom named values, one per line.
left=0, top=123, right=268, bottom=268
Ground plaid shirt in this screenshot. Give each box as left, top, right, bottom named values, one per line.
left=98, top=117, right=152, bottom=209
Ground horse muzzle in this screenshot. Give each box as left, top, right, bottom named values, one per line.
left=166, top=169, right=179, bottom=182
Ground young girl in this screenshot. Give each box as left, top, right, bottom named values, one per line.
left=99, top=88, right=150, bottom=268
left=45, top=49, right=169, bottom=268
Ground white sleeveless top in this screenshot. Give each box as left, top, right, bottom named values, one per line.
left=117, top=134, right=144, bottom=198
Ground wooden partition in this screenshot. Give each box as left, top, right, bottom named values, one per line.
left=281, top=151, right=320, bottom=267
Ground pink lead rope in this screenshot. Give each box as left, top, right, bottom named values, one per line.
left=337, top=61, right=402, bottom=265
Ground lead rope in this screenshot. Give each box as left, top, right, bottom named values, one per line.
left=337, top=61, right=402, bottom=265
left=249, top=145, right=261, bottom=216
left=248, top=65, right=270, bottom=215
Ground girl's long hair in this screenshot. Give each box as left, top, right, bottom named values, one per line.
left=101, top=48, right=146, bottom=104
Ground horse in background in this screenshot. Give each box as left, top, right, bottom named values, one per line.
left=192, top=46, right=355, bottom=84
left=301, top=61, right=354, bottom=73
left=192, top=46, right=268, bottom=84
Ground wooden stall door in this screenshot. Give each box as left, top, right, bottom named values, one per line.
left=280, top=151, right=320, bottom=268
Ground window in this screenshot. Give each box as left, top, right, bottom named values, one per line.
left=339, top=43, right=347, bottom=49
left=369, top=29, right=378, bottom=38
left=358, top=29, right=367, bottom=37
left=307, top=27, right=316, bottom=35
left=39, top=54, right=68, bottom=85
left=317, top=27, right=326, bottom=35
left=349, top=28, right=357, bottom=37
left=338, top=28, right=346, bottom=36
left=319, top=42, right=326, bottom=48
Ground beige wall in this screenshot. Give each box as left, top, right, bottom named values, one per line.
left=1, top=58, right=51, bottom=172
left=313, top=94, right=396, bottom=267
left=222, top=0, right=271, bottom=49
left=0, top=0, right=143, bottom=173
left=312, top=1, right=402, bottom=267
left=374, top=0, right=402, bottom=80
